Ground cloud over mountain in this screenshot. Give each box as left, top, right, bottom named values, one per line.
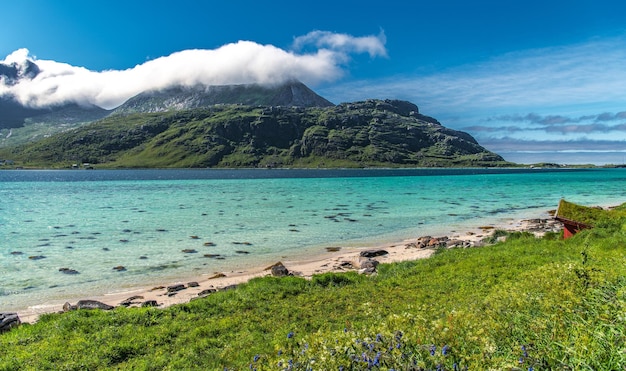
left=0, top=31, right=386, bottom=110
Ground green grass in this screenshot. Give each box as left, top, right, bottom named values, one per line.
left=2, top=206, right=626, bottom=369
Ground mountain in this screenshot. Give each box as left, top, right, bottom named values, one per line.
left=0, top=58, right=110, bottom=141
left=0, top=98, right=111, bottom=147
left=111, top=81, right=334, bottom=115
left=1, top=77, right=332, bottom=146
left=0, top=99, right=510, bottom=168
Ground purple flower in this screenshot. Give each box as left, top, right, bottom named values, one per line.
left=430, top=344, right=436, bottom=356
left=253, top=355, right=260, bottom=362
left=373, top=351, right=381, bottom=366
left=442, top=344, right=450, bottom=356
left=287, top=331, right=294, bottom=339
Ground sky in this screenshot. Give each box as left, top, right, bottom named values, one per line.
left=1, top=0, right=625, bottom=165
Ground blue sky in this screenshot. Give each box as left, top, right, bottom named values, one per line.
left=1, top=0, right=626, bottom=164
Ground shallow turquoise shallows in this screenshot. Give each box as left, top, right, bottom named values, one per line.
left=1, top=168, right=625, bottom=311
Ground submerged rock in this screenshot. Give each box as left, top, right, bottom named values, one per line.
left=59, top=267, right=80, bottom=274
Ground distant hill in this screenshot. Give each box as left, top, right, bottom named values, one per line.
left=111, top=81, right=334, bottom=115
left=0, top=99, right=510, bottom=168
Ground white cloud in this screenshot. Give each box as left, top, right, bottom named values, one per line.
left=0, top=31, right=386, bottom=109
left=292, top=30, right=388, bottom=58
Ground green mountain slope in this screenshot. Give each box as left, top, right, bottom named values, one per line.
left=0, top=99, right=510, bottom=168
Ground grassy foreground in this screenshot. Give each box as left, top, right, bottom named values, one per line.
left=2, top=206, right=626, bottom=370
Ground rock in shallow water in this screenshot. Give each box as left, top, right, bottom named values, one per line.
left=59, top=267, right=80, bottom=274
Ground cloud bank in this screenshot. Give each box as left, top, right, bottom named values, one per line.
left=0, top=31, right=386, bottom=109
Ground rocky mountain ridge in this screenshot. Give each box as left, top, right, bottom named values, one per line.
left=111, top=81, right=333, bottom=115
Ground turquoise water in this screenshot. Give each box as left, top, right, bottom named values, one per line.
left=1, top=168, right=625, bottom=311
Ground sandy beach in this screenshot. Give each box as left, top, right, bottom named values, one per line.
left=15, top=216, right=562, bottom=324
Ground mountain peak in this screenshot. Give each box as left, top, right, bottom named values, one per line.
left=112, top=81, right=334, bottom=115
left=0, top=58, right=40, bottom=85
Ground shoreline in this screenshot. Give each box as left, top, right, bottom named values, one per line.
left=15, top=215, right=563, bottom=324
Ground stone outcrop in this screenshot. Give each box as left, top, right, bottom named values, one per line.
left=0, top=313, right=21, bottom=333
left=63, top=300, right=115, bottom=312
left=359, top=249, right=389, bottom=258
left=271, top=263, right=290, bottom=277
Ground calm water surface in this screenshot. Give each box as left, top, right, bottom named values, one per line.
left=1, top=168, right=625, bottom=311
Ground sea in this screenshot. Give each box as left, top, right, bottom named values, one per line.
left=1, top=168, right=625, bottom=312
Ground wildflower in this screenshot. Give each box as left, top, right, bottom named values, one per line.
left=453, top=363, right=459, bottom=371
left=429, top=344, right=436, bottom=356
left=253, top=355, right=260, bottom=362
left=373, top=352, right=381, bottom=366
left=442, top=344, right=450, bottom=356
left=278, top=349, right=283, bottom=356
left=287, top=332, right=294, bottom=339
left=376, top=333, right=383, bottom=342
left=522, top=345, right=529, bottom=358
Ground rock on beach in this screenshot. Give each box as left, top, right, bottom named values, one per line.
left=0, top=313, right=21, bottom=333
